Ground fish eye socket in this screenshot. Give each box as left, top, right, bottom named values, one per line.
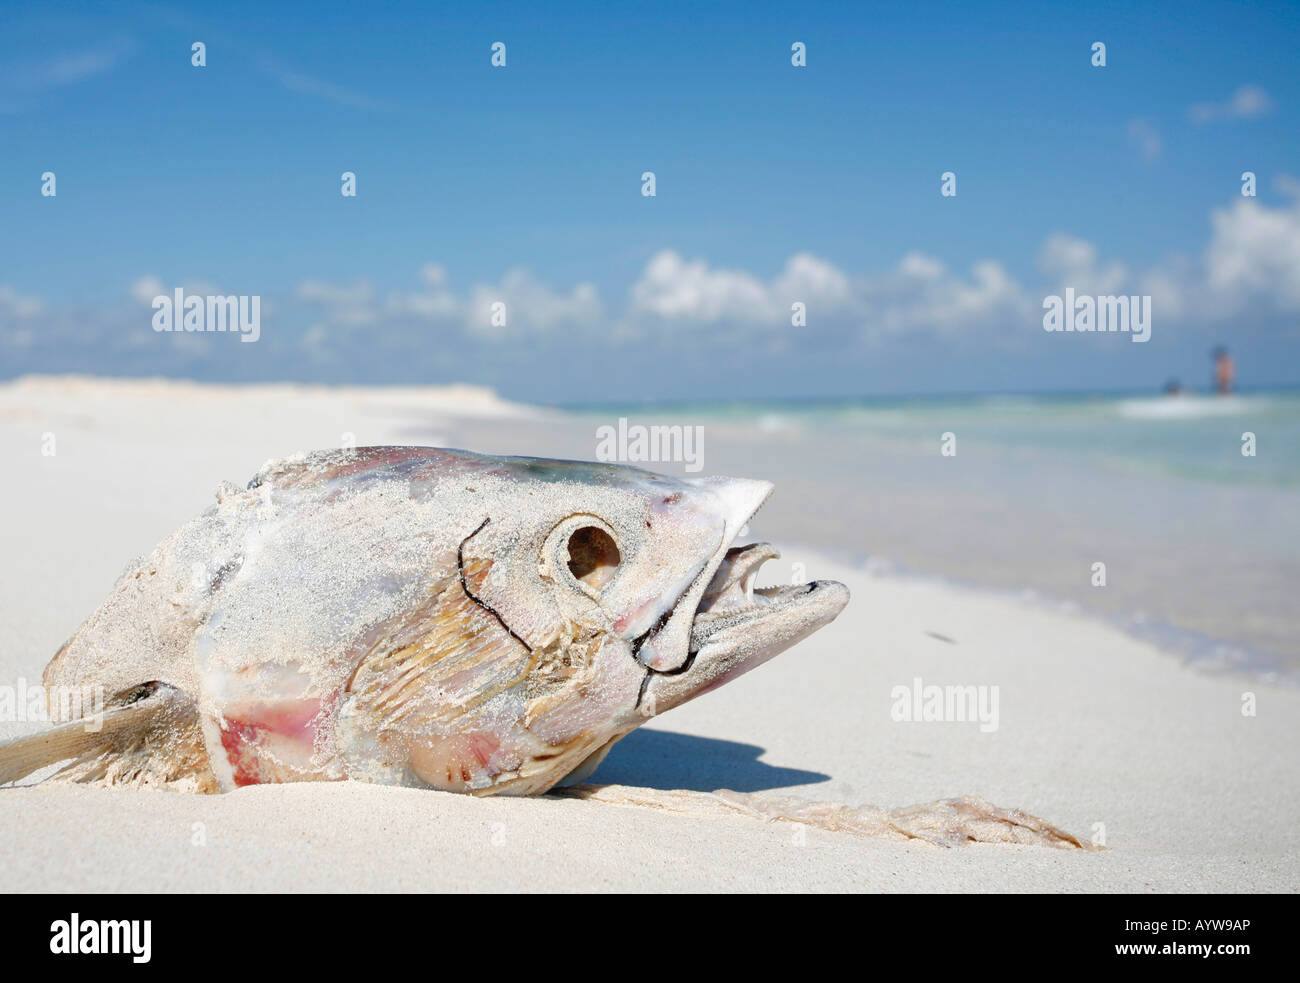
left=566, top=526, right=621, bottom=590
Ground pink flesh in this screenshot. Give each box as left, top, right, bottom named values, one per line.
left=218, top=698, right=328, bottom=787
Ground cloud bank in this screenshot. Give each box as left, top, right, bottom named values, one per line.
left=3, top=195, right=1299, bottom=395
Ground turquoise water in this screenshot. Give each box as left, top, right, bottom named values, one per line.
left=550, top=388, right=1300, bottom=678
left=566, top=389, right=1300, bottom=488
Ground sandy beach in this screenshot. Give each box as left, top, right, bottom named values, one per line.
left=0, top=377, right=1296, bottom=892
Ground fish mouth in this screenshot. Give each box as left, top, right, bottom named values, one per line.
left=690, top=542, right=849, bottom=664
left=639, top=540, right=849, bottom=714
left=690, top=543, right=809, bottom=651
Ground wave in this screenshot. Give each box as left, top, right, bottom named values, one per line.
left=1115, top=395, right=1256, bottom=420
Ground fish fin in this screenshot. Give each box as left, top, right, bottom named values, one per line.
left=0, top=682, right=219, bottom=793
left=554, top=785, right=1094, bottom=849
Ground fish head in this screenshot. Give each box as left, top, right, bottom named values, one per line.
left=348, top=452, right=849, bottom=793
left=214, top=447, right=846, bottom=795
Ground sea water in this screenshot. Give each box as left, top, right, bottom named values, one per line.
left=562, top=388, right=1300, bottom=681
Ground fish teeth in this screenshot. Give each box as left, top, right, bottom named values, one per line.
left=696, top=543, right=781, bottom=617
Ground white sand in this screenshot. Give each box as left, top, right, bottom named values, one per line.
left=0, top=377, right=1295, bottom=892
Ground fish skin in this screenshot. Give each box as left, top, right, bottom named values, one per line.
left=35, top=447, right=850, bottom=796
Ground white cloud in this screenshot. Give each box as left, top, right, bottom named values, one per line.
left=297, top=264, right=603, bottom=343
left=130, top=275, right=164, bottom=305
left=1138, top=263, right=1192, bottom=322
left=296, top=278, right=377, bottom=325
left=467, top=269, right=603, bottom=338
left=1038, top=233, right=1128, bottom=295
left=1274, top=174, right=1300, bottom=199
left=858, top=256, right=1033, bottom=342
left=384, top=264, right=460, bottom=320
left=626, top=250, right=855, bottom=332
left=1189, top=85, right=1274, bottom=124
left=773, top=252, right=853, bottom=310
left=619, top=199, right=1300, bottom=345
left=11, top=195, right=1300, bottom=365
left=1128, top=198, right=1300, bottom=323
left=625, top=248, right=1034, bottom=345
left=38, top=50, right=122, bottom=87
left=0, top=286, right=44, bottom=348
left=898, top=252, right=945, bottom=280
left=258, top=59, right=379, bottom=110
left=1127, top=119, right=1162, bottom=163
left=1203, top=197, right=1300, bottom=311
left=0, top=285, right=46, bottom=319
left=630, top=250, right=777, bottom=324
left=130, top=276, right=222, bottom=304
left=0, top=39, right=135, bottom=113
left=10, top=39, right=133, bottom=91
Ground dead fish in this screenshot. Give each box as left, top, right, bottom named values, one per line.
left=0, top=446, right=849, bottom=796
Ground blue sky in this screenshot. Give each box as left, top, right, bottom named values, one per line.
left=1, top=0, right=1298, bottom=402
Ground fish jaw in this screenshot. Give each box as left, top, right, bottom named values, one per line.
left=633, top=475, right=773, bottom=672
left=641, top=550, right=849, bottom=716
